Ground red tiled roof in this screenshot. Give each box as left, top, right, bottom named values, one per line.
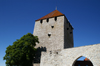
left=36, top=10, right=64, bottom=21
left=84, top=58, right=89, bottom=61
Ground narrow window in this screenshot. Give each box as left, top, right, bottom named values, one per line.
left=40, top=20, right=43, bottom=24
left=67, top=28, right=69, bottom=30
left=70, top=32, right=72, bottom=34
left=55, top=17, right=57, bottom=21
left=48, top=34, right=51, bottom=37
left=47, top=18, right=49, bottom=22
left=51, top=26, right=54, bottom=28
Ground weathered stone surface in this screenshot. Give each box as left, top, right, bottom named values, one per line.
left=33, top=63, right=40, bottom=66
left=33, top=16, right=73, bottom=51
left=40, top=44, right=100, bottom=66
left=33, top=11, right=100, bottom=66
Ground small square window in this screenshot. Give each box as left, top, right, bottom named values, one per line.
left=55, top=17, right=57, bottom=21
left=40, top=20, right=43, bottom=24
left=70, top=32, right=72, bottom=34
left=47, top=18, right=49, bottom=22
left=51, top=26, right=54, bottom=28
left=67, top=28, right=69, bottom=30
left=48, top=34, right=51, bottom=37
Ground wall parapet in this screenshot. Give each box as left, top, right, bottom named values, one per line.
left=40, top=44, right=100, bottom=66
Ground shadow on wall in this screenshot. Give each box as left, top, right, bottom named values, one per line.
left=34, top=47, right=47, bottom=63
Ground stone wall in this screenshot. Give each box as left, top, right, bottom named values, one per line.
left=40, top=44, right=100, bottom=66
left=33, top=63, right=40, bottom=66
left=64, top=16, right=73, bottom=48
left=33, top=16, right=64, bottom=51
left=33, top=16, right=74, bottom=51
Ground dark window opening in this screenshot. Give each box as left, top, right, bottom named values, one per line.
left=40, top=20, right=43, bottom=24
left=55, top=17, right=57, bottom=21
left=70, top=32, right=72, bottom=34
left=51, top=26, right=54, bottom=28
left=67, top=28, right=69, bottom=30
left=48, top=34, right=51, bottom=37
left=47, top=18, right=49, bottom=22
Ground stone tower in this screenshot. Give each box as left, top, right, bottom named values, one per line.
left=33, top=10, right=100, bottom=66
left=33, top=10, right=74, bottom=52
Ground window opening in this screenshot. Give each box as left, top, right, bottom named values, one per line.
left=55, top=17, right=57, bottom=21
left=70, top=32, right=72, bottom=34
left=40, top=20, right=43, bottom=24
left=47, top=18, right=49, bottom=22
left=67, top=28, right=69, bottom=30
left=48, top=34, right=51, bottom=37
left=51, top=26, right=54, bottom=28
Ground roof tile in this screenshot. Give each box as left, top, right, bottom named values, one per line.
left=36, top=10, right=64, bottom=21
left=84, top=58, right=90, bottom=61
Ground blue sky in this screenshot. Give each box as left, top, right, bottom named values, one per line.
left=0, top=0, right=100, bottom=66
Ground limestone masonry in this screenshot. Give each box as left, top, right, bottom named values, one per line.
left=33, top=10, right=100, bottom=66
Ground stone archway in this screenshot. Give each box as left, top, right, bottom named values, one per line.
left=72, top=56, right=93, bottom=66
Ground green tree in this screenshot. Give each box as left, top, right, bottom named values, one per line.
left=3, top=33, right=39, bottom=66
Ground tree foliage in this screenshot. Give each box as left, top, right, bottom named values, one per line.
left=3, top=33, right=39, bottom=66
